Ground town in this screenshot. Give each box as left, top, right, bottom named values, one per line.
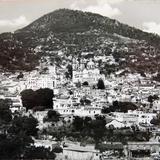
left=1, top=52, right=160, bottom=160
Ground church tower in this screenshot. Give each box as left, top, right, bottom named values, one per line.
left=87, top=59, right=95, bottom=70
left=80, top=58, right=85, bottom=71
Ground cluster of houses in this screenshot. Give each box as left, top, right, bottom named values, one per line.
left=106, top=110, right=157, bottom=129
left=1, top=55, right=160, bottom=130
left=1, top=54, right=160, bottom=159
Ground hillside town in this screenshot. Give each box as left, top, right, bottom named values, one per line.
left=1, top=52, right=160, bottom=159
left=1, top=2, right=160, bottom=159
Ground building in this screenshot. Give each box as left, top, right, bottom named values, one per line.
left=56, top=143, right=99, bottom=160
left=110, top=110, right=156, bottom=127
left=72, top=58, right=105, bottom=85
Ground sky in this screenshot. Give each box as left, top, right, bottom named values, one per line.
left=0, top=0, right=160, bottom=35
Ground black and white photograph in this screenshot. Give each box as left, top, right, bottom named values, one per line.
left=0, top=0, right=160, bottom=159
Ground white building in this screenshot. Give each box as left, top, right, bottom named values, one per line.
left=106, top=119, right=127, bottom=128
left=53, top=97, right=101, bottom=117
left=25, top=75, right=55, bottom=90
left=110, top=110, right=156, bottom=127
left=153, top=100, right=160, bottom=113
left=72, top=58, right=105, bottom=85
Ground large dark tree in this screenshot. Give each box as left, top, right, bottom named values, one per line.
left=97, top=79, right=105, bottom=89
left=21, top=88, right=54, bottom=111
left=36, top=88, right=54, bottom=108
left=20, top=89, right=37, bottom=110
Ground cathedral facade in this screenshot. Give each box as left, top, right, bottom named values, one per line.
left=72, top=58, right=105, bottom=85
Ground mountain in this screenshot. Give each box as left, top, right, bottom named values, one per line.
left=16, top=9, right=160, bottom=45
left=1, top=8, right=160, bottom=74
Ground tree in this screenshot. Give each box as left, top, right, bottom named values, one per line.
left=148, top=95, right=159, bottom=104
left=44, top=110, right=60, bottom=123
left=111, top=101, right=138, bottom=113
left=150, top=114, right=160, bottom=126
left=75, top=81, right=81, bottom=88
left=102, top=107, right=110, bottom=114
left=52, top=146, right=63, bottom=153
left=8, top=115, right=39, bottom=137
left=21, top=88, right=54, bottom=111
left=0, top=134, right=33, bottom=159
left=80, top=97, right=91, bottom=105
left=17, top=72, right=24, bottom=79
left=89, top=116, right=106, bottom=142
left=23, top=146, right=56, bottom=159
left=36, top=88, right=54, bottom=109
left=97, top=79, right=105, bottom=89
left=148, top=95, right=154, bottom=104
left=66, top=64, right=72, bottom=79
left=0, top=99, right=12, bottom=123
left=20, top=89, right=37, bottom=110
left=72, top=116, right=84, bottom=131
left=82, top=81, right=89, bottom=86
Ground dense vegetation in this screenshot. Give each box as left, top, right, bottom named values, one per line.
left=102, top=101, right=138, bottom=113
left=0, top=99, right=56, bottom=159
left=0, top=33, right=39, bottom=71
left=40, top=115, right=151, bottom=145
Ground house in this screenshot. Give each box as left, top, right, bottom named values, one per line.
left=56, top=143, right=99, bottom=160
left=153, top=100, right=160, bottom=113
left=110, top=111, right=156, bottom=127
left=25, top=75, right=55, bottom=90
left=105, top=119, right=127, bottom=128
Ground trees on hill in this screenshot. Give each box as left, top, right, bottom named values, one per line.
left=102, top=101, right=138, bottom=113
left=21, top=88, right=54, bottom=111
left=8, top=115, right=39, bottom=137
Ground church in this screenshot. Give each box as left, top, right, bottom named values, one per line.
left=72, top=58, right=105, bottom=85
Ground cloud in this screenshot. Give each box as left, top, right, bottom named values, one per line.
left=0, top=0, right=19, bottom=2
left=0, top=15, right=29, bottom=27
left=143, top=22, right=160, bottom=35
left=70, top=0, right=122, bottom=18
left=105, top=0, right=125, bottom=4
